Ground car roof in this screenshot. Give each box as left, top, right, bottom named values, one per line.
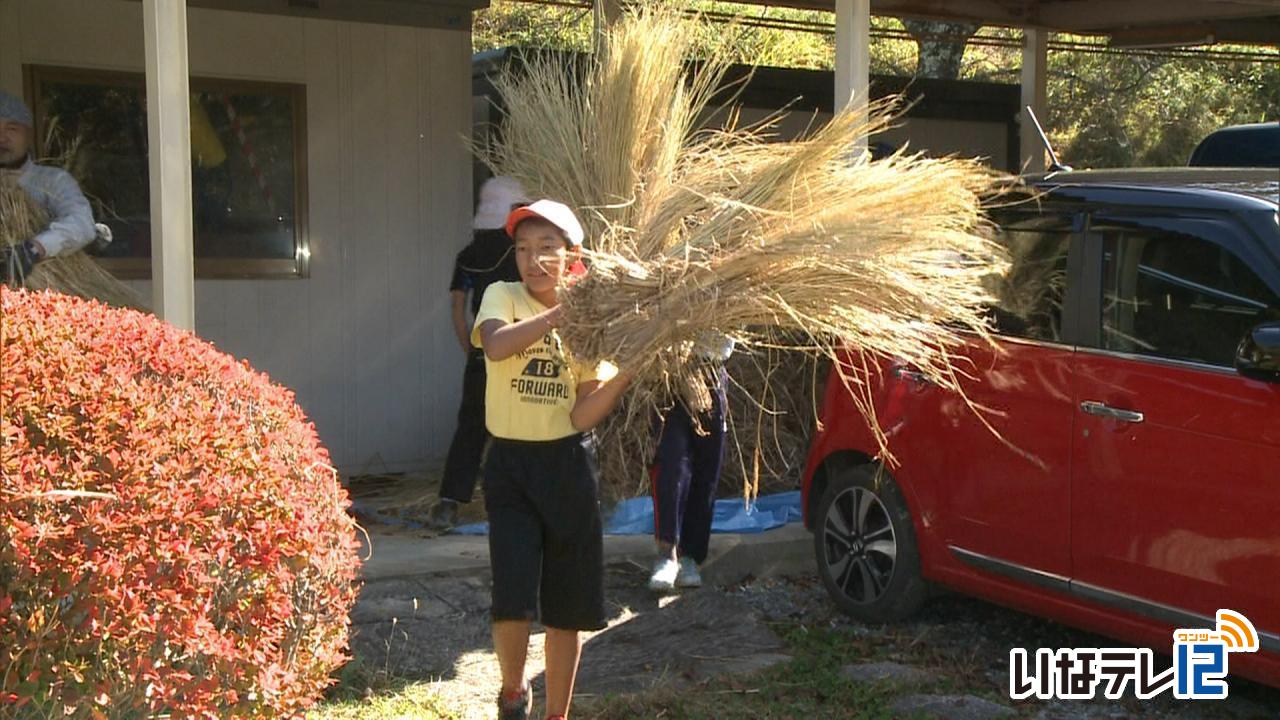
left=1199, top=122, right=1279, bottom=135
left=1189, top=123, right=1280, bottom=168
left=1031, top=168, right=1279, bottom=210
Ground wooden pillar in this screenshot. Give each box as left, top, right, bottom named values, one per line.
left=143, top=0, right=195, bottom=329
left=593, top=0, right=623, bottom=52
left=1020, top=27, right=1049, bottom=174
left=834, top=0, right=871, bottom=153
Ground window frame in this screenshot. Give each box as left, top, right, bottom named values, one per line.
left=25, top=64, right=310, bottom=280
left=1081, top=209, right=1280, bottom=371
left=985, top=205, right=1089, bottom=348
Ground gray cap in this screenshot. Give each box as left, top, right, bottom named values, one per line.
left=0, top=90, right=32, bottom=127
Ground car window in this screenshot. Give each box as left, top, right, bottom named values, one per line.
left=1100, top=227, right=1280, bottom=367
left=985, top=212, right=1073, bottom=342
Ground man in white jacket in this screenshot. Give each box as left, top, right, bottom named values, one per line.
left=1, top=90, right=96, bottom=282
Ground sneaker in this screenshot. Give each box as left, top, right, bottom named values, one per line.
left=675, top=557, right=702, bottom=588
left=648, top=557, right=679, bottom=593
left=425, top=499, right=459, bottom=531
left=496, top=682, right=532, bottom=720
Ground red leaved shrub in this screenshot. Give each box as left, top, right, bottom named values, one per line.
left=0, top=288, right=361, bottom=718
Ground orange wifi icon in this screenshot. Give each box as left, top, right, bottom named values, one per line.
left=1216, top=610, right=1259, bottom=653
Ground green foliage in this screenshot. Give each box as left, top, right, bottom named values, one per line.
left=473, top=1, right=918, bottom=71
left=957, top=32, right=1279, bottom=167
left=1047, top=49, right=1280, bottom=167
left=473, top=1, right=595, bottom=54
left=472, top=1, right=1280, bottom=169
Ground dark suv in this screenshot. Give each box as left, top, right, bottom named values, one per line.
left=801, top=168, right=1280, bottom=686
left=1189, top=123, right=1280, bottom=168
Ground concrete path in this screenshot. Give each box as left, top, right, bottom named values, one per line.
left=359, top=521, right=816, bottom=584
left=350, top=518, right=815, bottom=720
left=345, top=473, right=820, bottom=718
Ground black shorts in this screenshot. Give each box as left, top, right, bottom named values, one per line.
left=483, top=433, right=606, bottom=631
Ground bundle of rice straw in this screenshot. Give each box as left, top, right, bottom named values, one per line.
left=1, top=171, right=145, bottom=310
left=588, top=342, right=824, bottom=503
left=477, top=5, right=1012, bottom=495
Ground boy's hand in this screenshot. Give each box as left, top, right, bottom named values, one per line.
left=544, top=305, right=564, bottom=329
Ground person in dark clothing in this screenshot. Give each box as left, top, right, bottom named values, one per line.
left=647, top=334, right=734, bottom=592
left=427, top=176, right=528, bottom=530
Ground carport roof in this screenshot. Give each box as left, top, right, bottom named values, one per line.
left=155, top=1, right=1280, bottom=44
left=737, top=0, right=1280, bottom=46
left=126, top=0, right=485, bottom=30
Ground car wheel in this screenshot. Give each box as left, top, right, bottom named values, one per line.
left=814, top=463, right=926, bottom=622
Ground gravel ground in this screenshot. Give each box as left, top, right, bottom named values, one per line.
left=341, top=470, right=1278, bottom=720
left=346, top=567, right=1279, bottom=719
left=347, top=563, right=790, bottom=719
left=730, top=575, right=1280, bottom=719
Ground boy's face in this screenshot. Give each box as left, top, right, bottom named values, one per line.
left=513, top=219, right=573, bottom=296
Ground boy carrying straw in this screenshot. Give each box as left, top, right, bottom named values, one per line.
left=473, top=199, right=630, bottom=720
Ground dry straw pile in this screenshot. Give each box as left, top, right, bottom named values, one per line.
left=1, top=172, right=144, bottom=310
left=477, top=6, right=1013, bottom=496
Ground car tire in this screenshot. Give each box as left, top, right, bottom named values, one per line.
left=814, top=463, right=926, bottom=623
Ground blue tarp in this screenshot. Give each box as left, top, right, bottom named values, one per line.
left=451, top=490, right=802, bottom=536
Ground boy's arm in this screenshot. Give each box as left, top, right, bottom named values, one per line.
left=571, top=372, right=632, bottom=432
left=477, top=305, right=562, bottom=361
left=451, top=290, right=470, bottom=354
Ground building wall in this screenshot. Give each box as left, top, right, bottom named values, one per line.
left=0, top=0, right=474, bottom=474
left=731, top=109, right=1010, bottom=170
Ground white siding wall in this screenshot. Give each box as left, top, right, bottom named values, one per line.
left=0, top=0, right=473, bottom=474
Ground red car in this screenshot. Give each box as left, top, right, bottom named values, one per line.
left=801, top=168, right=1280, bottom=687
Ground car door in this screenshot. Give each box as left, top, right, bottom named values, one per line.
left=1070, top=212, right=1280, bottom=648
left=889, top=208, right=1083, bottom=580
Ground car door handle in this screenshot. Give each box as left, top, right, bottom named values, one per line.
left=892, top=366, right=932, bottom=386
left=1080, top=401, right=1144, bottom=423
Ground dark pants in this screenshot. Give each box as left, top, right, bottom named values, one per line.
left=650, top=372, right=727, bottom=565
left=440, top=350, right=488, bottom=504
left=484, top=434, right=606, bottom=631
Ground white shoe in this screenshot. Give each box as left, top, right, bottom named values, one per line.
left=648, top=557, right=679, bottom=592
left=676, top=557, right=702, bottom=588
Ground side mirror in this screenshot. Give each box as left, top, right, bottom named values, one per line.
left=1235, top=321, right=1280, bottom=383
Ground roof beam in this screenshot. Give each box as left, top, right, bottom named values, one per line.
left=730, top=0, right=1280, bottom=44
left=1036, top=0, right=1280, bottom=31
left=120, top=0, right=483, bottom=30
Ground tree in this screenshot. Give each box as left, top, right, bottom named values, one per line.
left=902, top=19, right=978, bottom=79
left=472, top=1, right=1280, bottom=169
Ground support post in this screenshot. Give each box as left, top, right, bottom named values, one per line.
left=593, top=0, right=623, bottom=53
left=834, top=0, right=871, bottom=153
left=1020, top=27, right=1049, bottom=174
left=143, top=0, right=195, bottom=329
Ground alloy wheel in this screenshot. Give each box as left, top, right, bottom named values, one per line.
left=821, top=485, right=898, bottom=604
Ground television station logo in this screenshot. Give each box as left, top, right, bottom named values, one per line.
left=1010, top=609, right=1260, bottom=701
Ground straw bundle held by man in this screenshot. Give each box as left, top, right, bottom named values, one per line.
left=1, top=172, right=144, bottom=310
left=477, top=6, right=1012, bottom=494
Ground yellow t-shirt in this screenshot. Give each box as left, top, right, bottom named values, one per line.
left=472, top=282, right=615, bottom=441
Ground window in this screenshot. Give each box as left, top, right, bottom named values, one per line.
left=984, top=211, right=1074, bottom=342
left=27, top=66, right=308, bottom=278
left=1100, top=226, right=1280, bottom=367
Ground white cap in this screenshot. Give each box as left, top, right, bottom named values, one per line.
left=504, top=199, right=585, bottom=247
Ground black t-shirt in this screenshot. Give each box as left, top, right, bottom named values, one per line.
left=450, top=228, right=521, bottom=316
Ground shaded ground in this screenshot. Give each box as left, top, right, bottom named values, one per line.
left=341, top=571, right=1280, bottom=720
left=347, top=562, right=790, bottom=719
left=335, top=474, right=1280, bottom=719
left=716, top=577, right=1280, bottom=720
left=346, top=471, right=489, bottom=535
